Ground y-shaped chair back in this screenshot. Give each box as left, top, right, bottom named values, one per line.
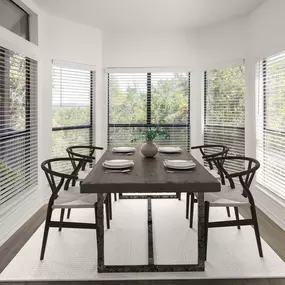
left=191, top=144, right=229, bottom=168
left=212, top=156, right=260, bottom=205
left=41, top=157, right=84, bottom=202
left=66, top=145, right=103, bottom=171
left=191, top=144, right=229, bottom=184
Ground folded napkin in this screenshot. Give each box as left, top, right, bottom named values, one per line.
left=158, top=146, right=182, bottom=153
left=164, top=159, right=196, bottom=168
left=112, top=147, right=136, bottom=153
left=104, top=159, right=134, bottom=167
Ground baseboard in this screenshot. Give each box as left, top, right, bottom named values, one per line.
left=253, top=185, right=285, bottom=231
left=0, top=191, right=43, bottom=247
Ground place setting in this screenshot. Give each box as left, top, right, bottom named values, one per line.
left=163, top=158, right=196, bottom=173
left=112, top=146, right=136, bottom=156
left=102, top=158, right=134, bottom=174
left=158, top=146, right=182, bottom=155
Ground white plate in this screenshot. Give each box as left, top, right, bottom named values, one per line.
left=112, top=147, right=136, bottom=153
left=158, top=146, right=182, bottom=153
left=103, top=159, right=134, bottom=169
left=164, top=159, right=196, bottom=170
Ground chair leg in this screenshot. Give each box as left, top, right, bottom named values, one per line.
left=204, top=201, right=210, bottom=261
left=177, top=192, right=181, bottom=200
left=114, top=193, right=117, bottom=201
left=40, top=207, right=53, bottom=260
left=105, top=200, right=110, bottom=229
left=67, top=208, right=71, bottom=219
left=226, top=207, right=231, bottom=217
left=250, top=205, right=263, bottom=257
left=234, top=207, right=241, bottom=230
left=95, top=203, right=98, bottom=225
left=108, top=193, right=112, bottom=220
left=186, top=193, right=190, bottom=219
left=189, top=193, right=195, bottom=228
left=58, top=209, right=65, bottom=232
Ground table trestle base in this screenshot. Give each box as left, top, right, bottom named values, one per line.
left=119, top=193, right=179, bottom=199
left=98, top=264, right=204, bottom=273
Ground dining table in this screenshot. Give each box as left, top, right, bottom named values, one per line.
left=81, top=145, right=221, bottom=273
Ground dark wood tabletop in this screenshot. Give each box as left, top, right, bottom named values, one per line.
left=81, top=147, right=221, bottom=194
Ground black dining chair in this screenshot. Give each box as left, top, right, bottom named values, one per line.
left=66, top=145, right=117, bottom=201
left=191, top=144, right=229, bottom=180
left=66, top=145, right=116, bottom=220
left=40, top=157, right=111, bottom=260
left=199, top=156, right=263, bottom=260
left=66, top=145, right=103, bottom=181
left=186, top=145, right=230, bottom=222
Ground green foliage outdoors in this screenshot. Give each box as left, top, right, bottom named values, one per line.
left=206, top=66, right=245, bottom=127
left=131, top=127, right=170, bottom=142
left=0, top=160, right=23, bottom=200
left=1, top=53, right=27, bottom=202
left=266, top=61, right=285, bottom=131
left=7, top=53, right=26, bottom=131
left=109, top=73, right=189, bottom=124
left=108, top=73, right=189, bottom=146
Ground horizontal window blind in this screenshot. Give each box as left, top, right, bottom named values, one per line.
left=204, top=65, right=245, bottom=172
left=256, top=52, right=285, bottom=200
left=0, top=46, right=38, bottom=212
left=108, top=72, right=190, bottom=149
left=52, top=64, right=94, bottom=173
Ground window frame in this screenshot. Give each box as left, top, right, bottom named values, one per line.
left=51, top=68, right=94, bottom=152
left=107, top=72, right=191, bottom=150
left=0, top=0, right=30, bottom=41
left=203, top=65, right=245, bottom=171
left=0, top=46, right=38, bottom=206
left=257, top=55, right=285, bottom=200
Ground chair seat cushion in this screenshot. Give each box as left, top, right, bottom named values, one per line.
left=53, top=186, right=104, bottom=209
left=204, top=166, right=220, bottom=179
left=204, top=184, right=249, bottom=207
left=78, top=167, right=92, bottom=181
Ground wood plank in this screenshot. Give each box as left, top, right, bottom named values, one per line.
left=81, top=147, right=220, bottom=194
left=0, top=205, right=47, bottom=274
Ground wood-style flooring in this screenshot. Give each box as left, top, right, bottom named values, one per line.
left=0, top=204, right=284, bottom=285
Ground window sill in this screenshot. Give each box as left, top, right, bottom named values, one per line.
left=253, top=183, right=285, bottom=231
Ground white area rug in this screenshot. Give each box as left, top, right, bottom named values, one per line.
left=1, top=196, right=285, bottom=281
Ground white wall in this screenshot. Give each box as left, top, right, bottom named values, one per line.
left=0, top=0, right=104, bottom=245
left=196, top=16, right=249, bottom=68
left=249, top=0, right=285, bottom=60
left=103, top=30, right=197, bottom=68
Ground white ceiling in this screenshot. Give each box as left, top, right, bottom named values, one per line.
left=34, top=0, right=265, bottom=32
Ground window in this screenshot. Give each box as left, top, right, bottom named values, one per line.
left=108, top=72, right=190, bottom=149
left=257, top=52, right=285, bottom=200
left=0, top=46, right=38, bottom=212
left=52, top=62, right=94, bottom=172
left=0, top=0, right=29, bottom=40
left=204, top=65, right=245, bottom=171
